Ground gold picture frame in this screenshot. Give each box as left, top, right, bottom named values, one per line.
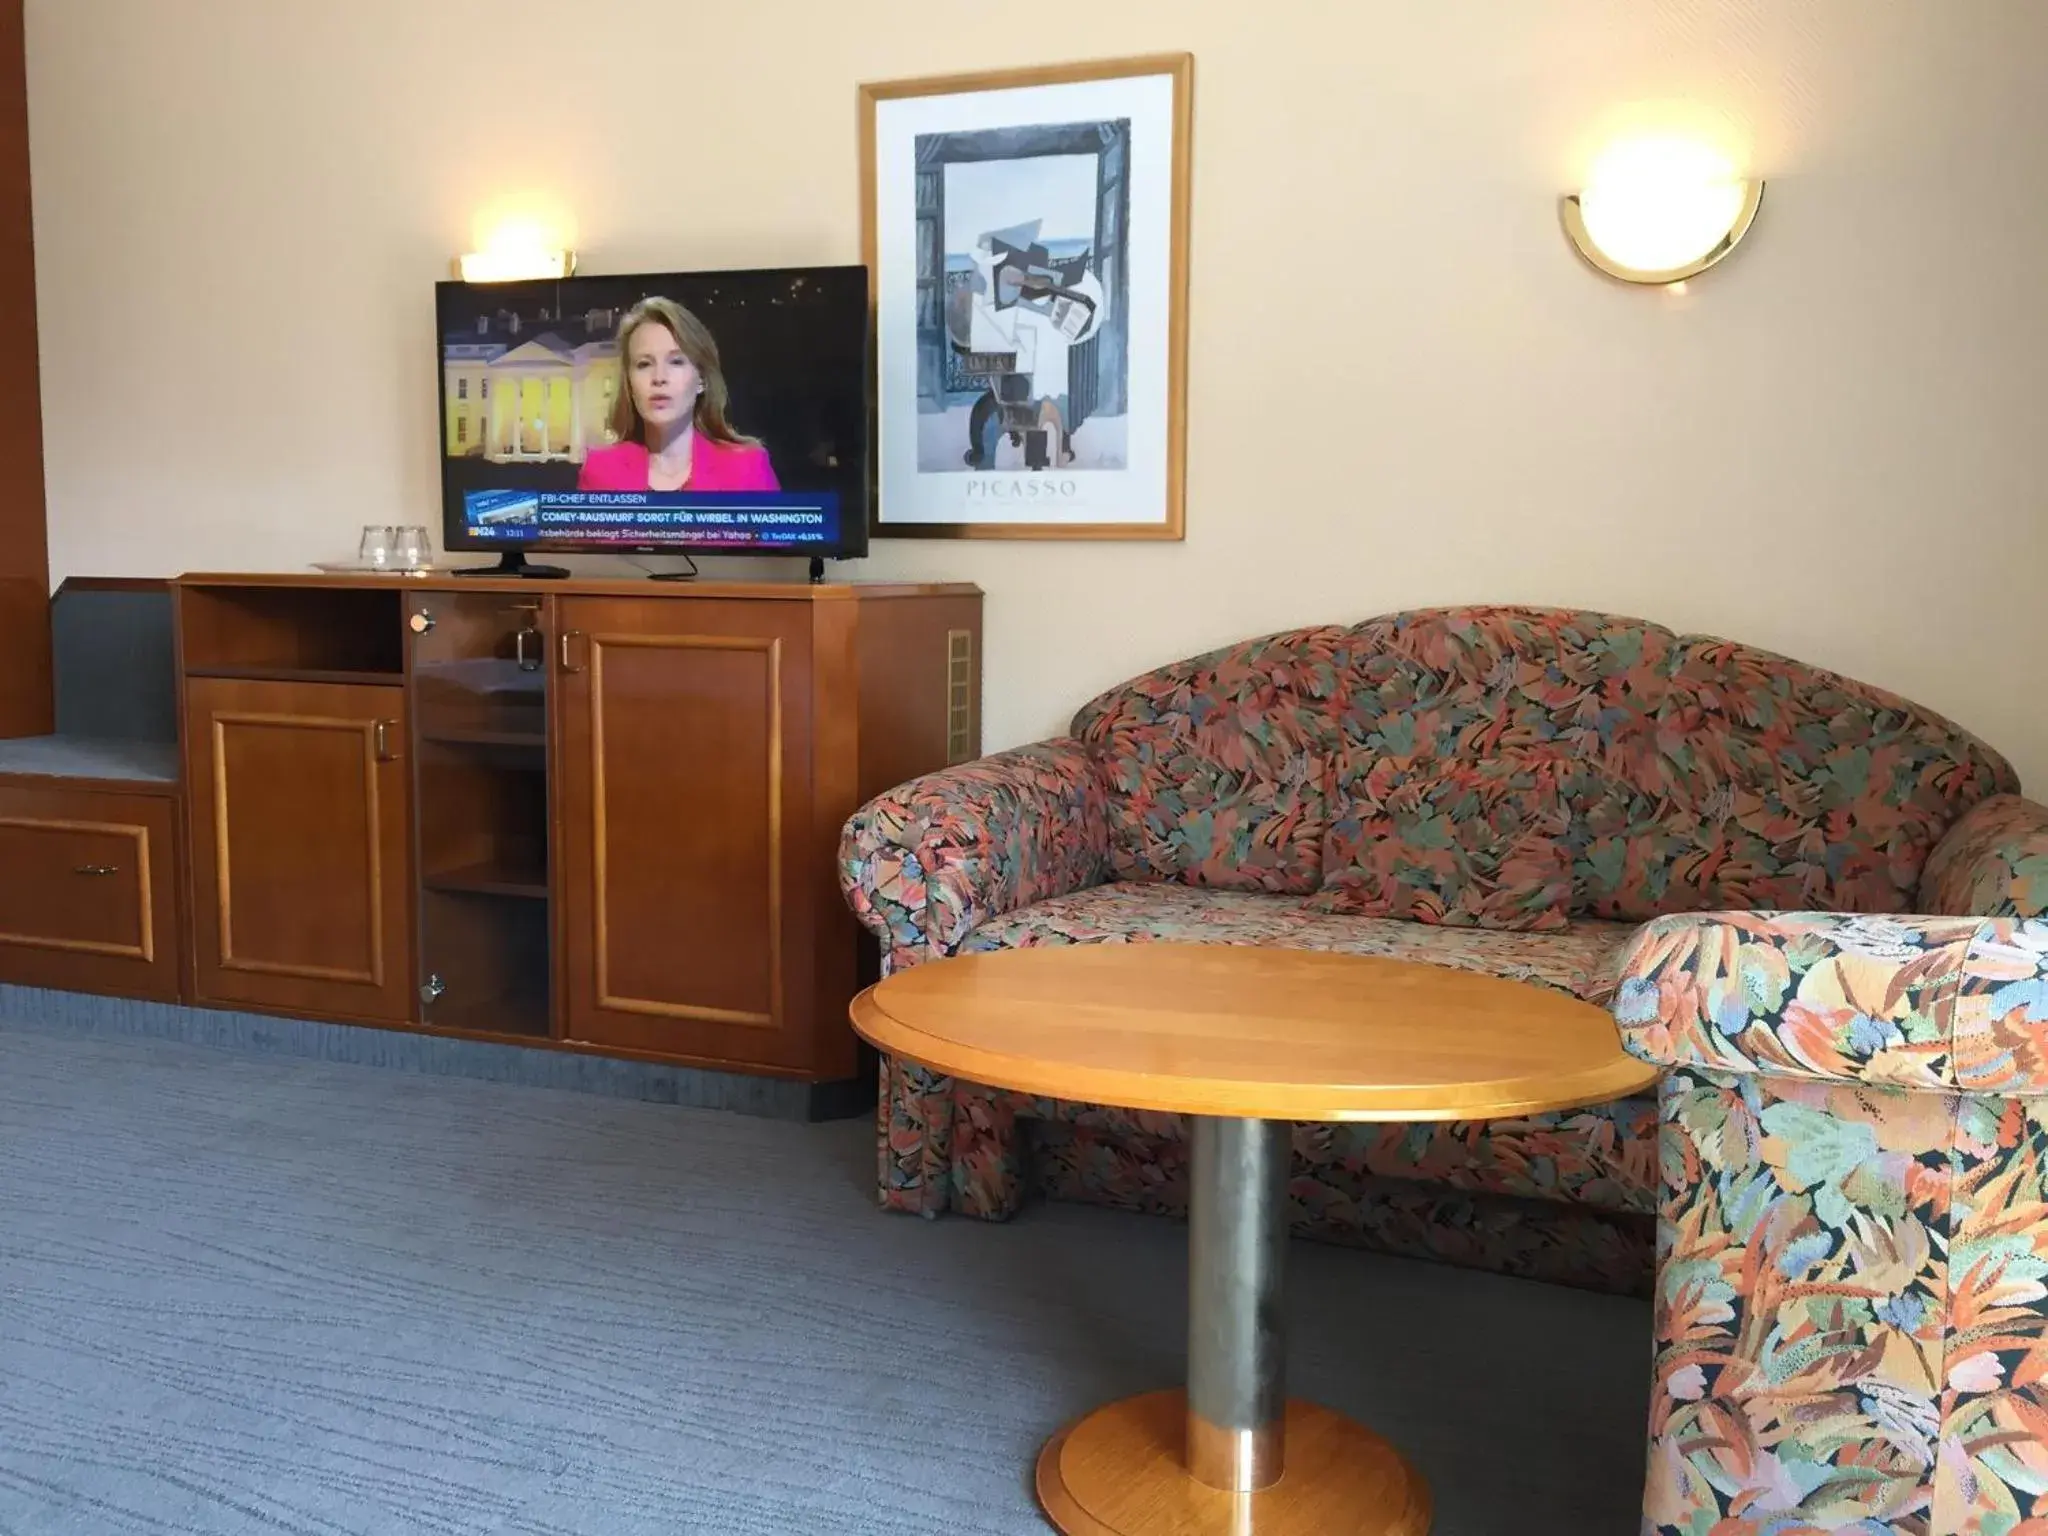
left=859, top=54, right=1193, bottom=541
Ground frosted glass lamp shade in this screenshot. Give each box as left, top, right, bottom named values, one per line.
left=1562, top=139, right=1762, bottom=286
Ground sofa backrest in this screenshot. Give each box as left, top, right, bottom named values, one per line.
left=1075, top=606, right=2017, bottom=918
left=1072, top=626, right=1345, bottom=893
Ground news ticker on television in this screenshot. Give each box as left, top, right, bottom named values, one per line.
left=465, top=489, right=842, bottom=547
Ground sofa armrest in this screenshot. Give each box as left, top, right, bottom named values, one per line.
left=839, top=738, right=1112, bottom=969
left=1918, top=793, right=2048, bottom=919
left=1614, top=910, right=2048, bottom=1091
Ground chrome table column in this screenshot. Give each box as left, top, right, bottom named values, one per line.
left=1185, top=1116, right=1290, bottom=1491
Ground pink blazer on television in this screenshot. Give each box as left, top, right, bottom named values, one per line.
left=577, top=437, right=781, bottom=492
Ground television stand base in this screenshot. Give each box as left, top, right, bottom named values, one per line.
left=808, top=556, right=825, bottom=584
left=451, top=551, right=570, bottom=579
left=646, top=553, right=701, bottom=583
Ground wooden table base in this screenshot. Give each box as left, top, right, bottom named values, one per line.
left=1035, top=1390, right=1432, bottom=1535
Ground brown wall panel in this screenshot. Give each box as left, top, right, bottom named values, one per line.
left=0, top=0, right=49, bottom=736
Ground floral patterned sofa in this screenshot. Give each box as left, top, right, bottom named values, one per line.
left=1617, top=895, right=2048, bottom=1533
left=838, top=606, right=2024, bottom=1296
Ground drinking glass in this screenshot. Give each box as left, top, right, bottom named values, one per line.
left=392, top=525, right=432, bottom=572
left=358, top=525, right=395, bottom=571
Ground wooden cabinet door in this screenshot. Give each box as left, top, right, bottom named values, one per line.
left=185, top=676, right=413, bottom=1022
left=556, top=597, right=815, bottom=1072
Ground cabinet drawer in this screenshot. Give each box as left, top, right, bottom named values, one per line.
left=0, top=784, right=181, bottom=1000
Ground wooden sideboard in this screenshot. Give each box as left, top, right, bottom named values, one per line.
left=0, top=573, right=981, bottom=1088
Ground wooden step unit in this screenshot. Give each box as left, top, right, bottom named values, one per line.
left=0, top=580, right=182, bottom=1001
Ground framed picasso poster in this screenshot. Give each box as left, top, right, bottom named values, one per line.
left=860, top=54, right=1193, bottom=540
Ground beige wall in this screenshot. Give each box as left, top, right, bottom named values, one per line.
left=26, top=1, right=2048, bottom=786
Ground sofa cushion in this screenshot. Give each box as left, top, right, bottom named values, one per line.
left=1917, top=793, right=2048, bottom=919
left=1031, top=1119, right=1656, bottom=1290
left=1558, top=759, right=1941, bottom=921
left=955, top=880, right=1637, bottom=1003
left=950, top=882, right=1656, bottom=1232
left=964, top=1090, right=1658, bottom=1219
left=1315, top=758, right=1572, bottom=929
left=1328, top=607, right=2017, bottom=920
left=1071, top=627, right=1344, bottom=895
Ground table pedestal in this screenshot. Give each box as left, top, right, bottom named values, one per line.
left=1034, top=1118, right=1431, bottom=1535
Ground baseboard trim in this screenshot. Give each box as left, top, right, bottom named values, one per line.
left=0, top=984, right=873, bottom=1123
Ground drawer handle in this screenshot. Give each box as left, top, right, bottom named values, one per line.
left=74, top=864, right=118, bottom=877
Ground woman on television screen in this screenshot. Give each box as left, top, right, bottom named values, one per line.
left=578, top=297, right=780, bottom=492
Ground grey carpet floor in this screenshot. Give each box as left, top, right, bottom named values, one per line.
left=0, top=1022, right=1650, bottom=1535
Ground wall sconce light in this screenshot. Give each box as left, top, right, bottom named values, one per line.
left=452, top=247, right=578, bottom=284
left=1561, top=138, right=1763, bottom=286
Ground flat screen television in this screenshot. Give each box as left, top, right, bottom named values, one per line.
left=435, top=265, right=870, bottom=574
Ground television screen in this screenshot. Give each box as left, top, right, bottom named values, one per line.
left=436, top=265, right=870, bottom=560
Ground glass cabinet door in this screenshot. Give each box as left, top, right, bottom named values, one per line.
left=406, top=592, right=551, bottom=1038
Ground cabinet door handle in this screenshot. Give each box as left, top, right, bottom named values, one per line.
left=514, top=625, right=539, bottom=672
left=559, top=630, right=586, bottom=674
left=73, top=864, right=118, bottom=877
left=373, top=720, right=400, bottom=761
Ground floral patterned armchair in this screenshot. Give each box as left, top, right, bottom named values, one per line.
left=840, top=607, right=2023, bottom=1297
left=1616, top=793, right=2048, bottom=1534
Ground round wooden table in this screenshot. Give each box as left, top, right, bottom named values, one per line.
left=849, top=943, right=1657, bottom=1536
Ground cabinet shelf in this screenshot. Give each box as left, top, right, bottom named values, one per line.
left=414, top=658, right=546, bottom=697
left=423, top=861, right=548, bottom=900
left=187, top=664, right=405, bottom=688
left=419, top=728, right=546, bottom=750
left=421, top=1000, right=552, bottom=1041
